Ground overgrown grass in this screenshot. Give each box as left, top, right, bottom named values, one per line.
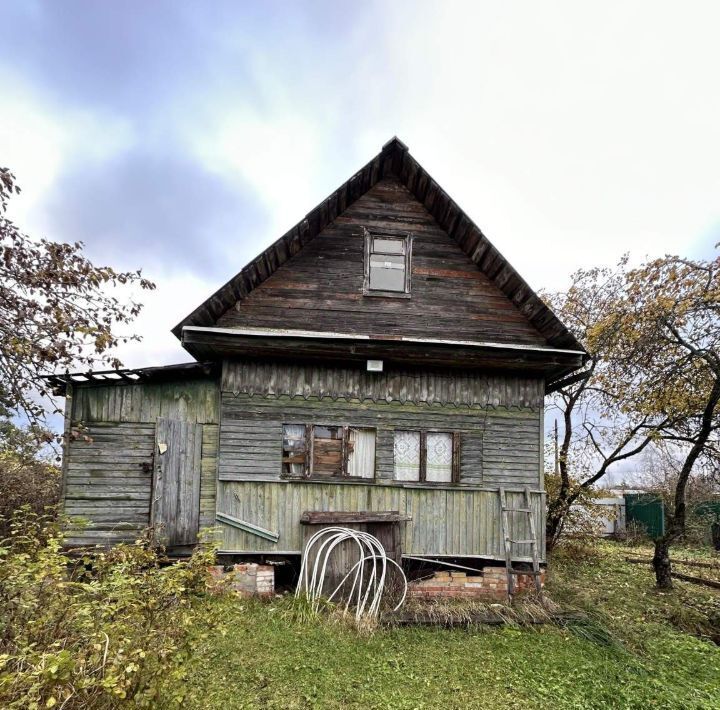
left=548, top=541, right=720, bottom=646
left=173, top=541, right=720, bottom=710
left=5, top=513, right=719, bottom=708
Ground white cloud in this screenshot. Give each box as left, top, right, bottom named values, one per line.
left=3, top=0, right=720, bottom=383
left=366, top=0, right=720, bottom=284
left=111, top=270, right=213, bottom=368
left=0, top=70, right=135, bottom=233
left=187, top=108, right=322, bottom=239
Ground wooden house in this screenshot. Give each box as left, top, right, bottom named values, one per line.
left=49, top=138, right=586, bottom=576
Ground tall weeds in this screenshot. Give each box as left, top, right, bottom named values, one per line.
left=0, top=508, right=217, bottom=709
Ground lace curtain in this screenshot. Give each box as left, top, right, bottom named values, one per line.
left=393, top=430, right=420, bottom=481
left=426, top=432, right=452, bottom=482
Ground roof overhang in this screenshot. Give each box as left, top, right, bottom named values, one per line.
left=181, top=326, right=586, bottom=387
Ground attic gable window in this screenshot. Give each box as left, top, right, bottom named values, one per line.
left=363, top=228, right=412, bottom=297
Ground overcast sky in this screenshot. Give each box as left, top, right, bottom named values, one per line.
left=2, top=0, right=719, bottom=384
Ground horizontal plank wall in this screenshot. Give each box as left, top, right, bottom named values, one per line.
left=64, top=422, right=155, bottom=545
left=216, top=177, right=547, bottom=346
left=216, top=481, right=545, bottom=562
left=220, top=394, right=540, bottom=486
left=220, top=361, right=543, bottom=487
left=63, top=378, right=220, bottom=547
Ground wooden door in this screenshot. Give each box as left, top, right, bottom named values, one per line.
left=151, top=418, right=203, bottom=547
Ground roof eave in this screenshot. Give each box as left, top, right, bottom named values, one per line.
left=180, top=326, right=586, bottom=384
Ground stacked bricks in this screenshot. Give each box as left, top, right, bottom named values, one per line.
left=407, top=566, right=545, bottom=600
left=207, top=563, right=274, bottom=597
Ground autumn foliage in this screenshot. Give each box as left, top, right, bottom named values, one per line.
left=0, top=167, right=155, bottom=429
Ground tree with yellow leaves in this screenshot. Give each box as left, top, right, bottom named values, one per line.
left=599, top=253, right=720, bottom=587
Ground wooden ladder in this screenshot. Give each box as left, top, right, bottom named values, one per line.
left=499, top=487, right=542, bottom=598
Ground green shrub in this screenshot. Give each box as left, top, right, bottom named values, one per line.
left=0, top=508, right=218, bottom=709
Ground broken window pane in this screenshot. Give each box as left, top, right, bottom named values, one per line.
left=426, top=432, right=453, bottom=482
left=282, top=424, right=307, bottom=475
left=312, top=425, right=343, bottom=475
left=394, top=430, right=421, bottom=481
left=347, top=427, right=376, bottom=479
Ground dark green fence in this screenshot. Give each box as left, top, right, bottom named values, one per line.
left=625, top=493, right=665, bottom=538
left=693, top=501, right=720, bottom=521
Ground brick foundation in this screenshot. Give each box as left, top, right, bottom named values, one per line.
left=407, top=567, right=545, bottom=600
left=208, top=563, right=275, bottom=597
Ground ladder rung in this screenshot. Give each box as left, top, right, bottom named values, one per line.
left=502, top=507, right=532, bottom=513
left=507, top=538, right=536, bottom=545
left=508, top=569, right=542, bottom=576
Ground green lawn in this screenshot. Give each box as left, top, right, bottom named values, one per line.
left=172, top=542, right=720, bottom=709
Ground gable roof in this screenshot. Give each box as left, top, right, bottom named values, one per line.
left=172, top=137, right=585, bottom=354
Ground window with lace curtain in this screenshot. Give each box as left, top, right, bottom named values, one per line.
left=393, top=430, right=460, bottom=484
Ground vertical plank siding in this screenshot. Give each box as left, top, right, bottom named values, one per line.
left=200, top=424, right=219, bottom=529
left=63, top=378, right=219, bottom=547
left=216, top=481, right=545, bottom=562
left=152, top=418, right=203, bottom=546
left=72, top=379, right=219, bottom=425
left=222, top=360, right=543, bottom=409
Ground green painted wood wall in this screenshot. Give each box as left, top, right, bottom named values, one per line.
left=62, top=378, right=219, bottom=547
left=60, top=360, right=547, bottom=560
left=216, top=480, right=545, bottom=562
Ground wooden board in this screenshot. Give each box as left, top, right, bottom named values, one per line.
left=152, top=418, right=203, bottom=547
left=218, top=391, right=540, bottom=487
left=222, top=360, right=544, bottom=409
left=62, top=422, right=155, bottom=547
left=72, top=378, right=219, bottom=424
left=301, top=520, right=404, bottom=598
left=300, top=511, right=411, bottom=524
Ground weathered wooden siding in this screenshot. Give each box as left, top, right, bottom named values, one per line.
left=216, top=177, right=547, bottom=346
left=64, top=422, right=155, bottom=545
left=219, top=395, right=542, bottom=488
left=222, top=360, right=544, bottom=409
left=72, top=379, right=219, bottom=424
left=63, top=378, right=220, bottom=547
left=216, top=481, right=545, bottom=562
left=217, top=360, right=544, bottom=559
left=200, top=424, right=219, bottom=529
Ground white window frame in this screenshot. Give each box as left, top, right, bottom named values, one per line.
left=363, top=228, right=413, bottom=297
